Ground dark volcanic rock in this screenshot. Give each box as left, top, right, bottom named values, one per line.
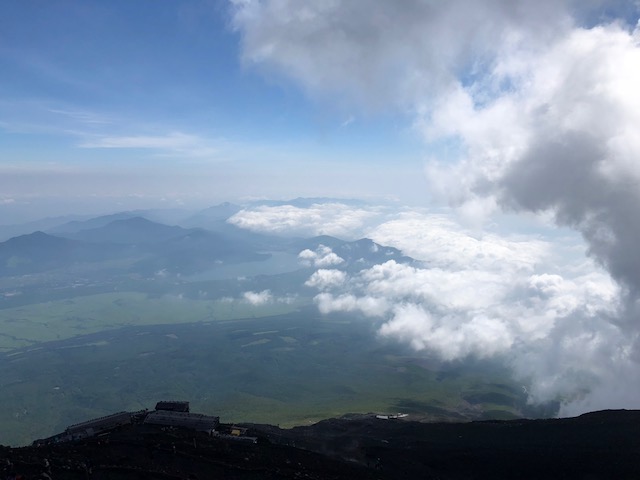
left=1, top=410, right=639, bottom=479
left=0, top=425, right=376, bottom=480
left=248, top=410, right=640, bottom=479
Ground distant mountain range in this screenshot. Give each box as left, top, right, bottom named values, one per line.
left=0, top=217, right=268, bottom=277
left=179, top=202, right=243, bottom=230
left=0, top=198, right=373, bottom=242
left=59, top=217, right=190, bottom=244
left=250, top=197, right=368, bottom=208
left=293, top=235, right=416, bottom=271
left=0, top=209, right=417, bottom=279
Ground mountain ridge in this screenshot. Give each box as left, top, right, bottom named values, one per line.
left=2, top=407, right=638, bottom=479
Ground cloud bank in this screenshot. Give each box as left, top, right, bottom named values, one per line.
left=301, top=213, right=620, bottom=409
left=232, top=0, right=640, bottom=413
left=228, top=203, right=386, bottom=239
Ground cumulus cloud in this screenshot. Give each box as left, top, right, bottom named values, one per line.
left=307, top=214, right=622, bottom=410
left=420, top=21, right=640, bottom=407
left=368, top=212, right=549, bottom=274
left=231, top=0, right=640, bottom=412
left=315, top=292, right=390, bottom=318
left=298, top=245, right=344, bottom=268
left=379, top=304, right=514, bottom=361
left=425, top=23, right=640, bottom=285
left=305, top=268, right=347, bottom=290
left=243, top=289, right=273, bottom=305
left=317, top=260, right=619, bottom=405
left=228, top=203, right=385, bottom=239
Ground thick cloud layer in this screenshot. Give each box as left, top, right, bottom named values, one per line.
left=231, top=0, right=640, bottom=412
left=426, top=23, right=640, bottom=299
left=305, top=213, right=622, bottom=409
left=231, top=0, right=573, bottom=109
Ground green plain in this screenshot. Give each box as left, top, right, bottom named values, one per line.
left=0, top=292, right=303, bottom=351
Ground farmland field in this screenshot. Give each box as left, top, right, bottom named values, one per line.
left=0, top=292, right=303, bottom=351
left=0, top=307, right=541, bottom=446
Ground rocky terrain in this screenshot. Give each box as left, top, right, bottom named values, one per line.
left=2, top=409, right=639, bottom=479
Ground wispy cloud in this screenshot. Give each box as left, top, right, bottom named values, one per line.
left=0, top=99, right=224, bottom=160
left=47, top=108, right=113, bottom=125
left=0, top=100, right=108, bottom=135
left=340, top=115, right=355, bottom=128
left=79, top=132, right=223, bottom=159
left=79, top=132, right=199, bottom=149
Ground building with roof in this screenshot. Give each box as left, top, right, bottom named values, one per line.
left=144, top=410, right=220, bottom=432
left=155, top=401, right=190, bottom=413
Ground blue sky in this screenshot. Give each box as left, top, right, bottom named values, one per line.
left=3, top=0, right=637, bottom=224
left=0, top=0, right=427, bottom=222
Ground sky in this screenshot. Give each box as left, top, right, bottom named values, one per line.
left=0, top=0, right=427, bottom=222
left=3, top=0, right=640, bottom=414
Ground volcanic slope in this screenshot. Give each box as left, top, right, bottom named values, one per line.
left=1, top=409, right=639, bottom=479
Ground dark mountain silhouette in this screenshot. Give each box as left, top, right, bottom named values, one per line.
left=0, top=219, right=271, bottom=277
left=2, top=409, right=639, bottom=479
left=256, top=409, right=640, bottom=479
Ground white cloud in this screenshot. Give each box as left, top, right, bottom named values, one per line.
left=367, top=212, right=548, bottom=273
left=228, top=203, right=386, bottom=239
left=379, top=304, right=514, bottom=361
left=425, top=24, right=640, bottom=298
left=231, top=0, right=640, bottom=413
left=305, top=269, right=347, bottom=290
left=79, top=131, right=221, bottom=158
left=304, top=213, right=622, bottom=411
left=231, top=0, right=574, bottom=109
left=298, top=245, right=345, bottom=268
left=243, top=289, right=273, bottom=305
left=417, top=23, right=640, bottom=413
left=80, top=132, right=199, bottom=149
left=314, top=292, right=390, bottom=317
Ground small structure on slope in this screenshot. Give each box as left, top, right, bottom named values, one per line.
left=155, top=400, right=190, bottom=413
left=144, top=410, right=220, bottom=433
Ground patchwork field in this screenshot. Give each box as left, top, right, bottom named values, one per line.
left=0, top=291, right=303, bottom=351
